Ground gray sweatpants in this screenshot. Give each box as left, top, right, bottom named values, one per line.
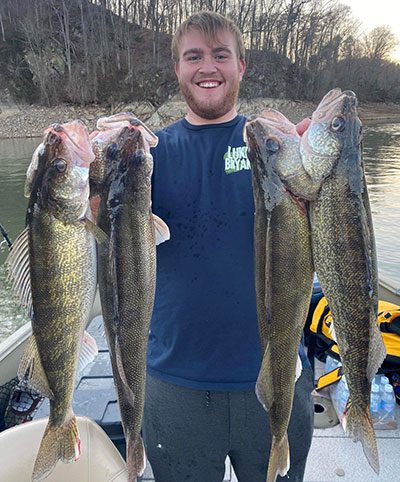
left=142, top=367, right=314, bottom=482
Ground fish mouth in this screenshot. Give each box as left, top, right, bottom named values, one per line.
left=96, top=113, right=158, bottom=148
left=46, top=120, right=95, bottom=168
left=245, top=110, right=297, bottom=148
left=313, top=88, right=357, bottom=122
left=246, top=110, right=297, bottom=138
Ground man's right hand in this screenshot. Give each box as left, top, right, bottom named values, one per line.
left=295, top=118, right=311, bottom=137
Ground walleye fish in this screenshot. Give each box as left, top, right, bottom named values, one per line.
left=245, top=110, right=314, bottom=482
left=6, top=120, right=102, bottom=481
left=300, top=88, right=386, bottom=473
left=91, top=114, right=169, bottom=481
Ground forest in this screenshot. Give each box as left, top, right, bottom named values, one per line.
left=0, top=0, right=399, bottom=106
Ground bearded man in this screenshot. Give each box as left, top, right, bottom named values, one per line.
left=143, top=11, right=314, bottom=482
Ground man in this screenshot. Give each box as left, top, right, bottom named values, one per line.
left=143, top=11, right=314, bottom=482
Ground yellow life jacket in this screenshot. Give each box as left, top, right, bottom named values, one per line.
left=310, top=297, right=400, bottom=367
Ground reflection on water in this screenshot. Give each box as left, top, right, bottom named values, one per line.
left=0, top=125, right=400, bottom=341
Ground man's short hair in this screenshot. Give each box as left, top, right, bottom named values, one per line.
left=171, top=11, right=245, bottom=63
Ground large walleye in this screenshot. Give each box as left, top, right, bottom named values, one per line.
left=90, top=113, right=169, bottom=481
left=245, top=110, right=314, bottom=482
left=6, top=120, right=101, bottom=481
left=300, top=88, right=386, bottom=473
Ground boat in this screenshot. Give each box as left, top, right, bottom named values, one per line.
left=378, top=274, right=400, bottom=306
left=0, top=278, right=399, bottom=482
left=0, top=291, right=132, bottom=482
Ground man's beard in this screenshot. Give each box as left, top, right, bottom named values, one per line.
left=179, top=79, right=240, bottom=120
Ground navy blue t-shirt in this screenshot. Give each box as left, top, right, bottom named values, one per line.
left=148, top=115, right=262, bottom=390
left=148, top=115, right=310, bottom=390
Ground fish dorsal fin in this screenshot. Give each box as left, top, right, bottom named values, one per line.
left=152, top=213, right=170, bottom=245
left=6, top=227, right=33, bottom=318
left=17, top=335, right=54, bottom=399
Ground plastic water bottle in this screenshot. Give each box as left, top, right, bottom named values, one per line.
left=371, top=374, right=380, bottom=386
left=381, top=384, right=396, bottom=420
left=379, top=376, right=390, bottom=397
left=370, top=383, right=380, bottom=422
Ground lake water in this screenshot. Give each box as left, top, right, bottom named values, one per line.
left=0, top=125, right=400, bottom=341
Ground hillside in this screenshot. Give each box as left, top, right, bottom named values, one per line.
left=1, top=89, right=400, bottom=139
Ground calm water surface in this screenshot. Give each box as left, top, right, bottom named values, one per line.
left=0, top=126, right=400, bottom=341
left=0, top=137, right=42, bottom=341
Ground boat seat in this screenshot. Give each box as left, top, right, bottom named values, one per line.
left=0, top=416, right=128, bottom=481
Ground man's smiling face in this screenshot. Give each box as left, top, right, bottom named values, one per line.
left=175, top=28, right=246, bottom=124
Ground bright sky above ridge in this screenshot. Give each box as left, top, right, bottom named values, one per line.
left=341, top=0, right=400, bottom=61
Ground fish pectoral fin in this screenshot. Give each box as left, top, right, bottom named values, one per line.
left=115, top=337, right=135, bottom=406
left=255, top=342, right=274, bottom=411
left=152, top=213, right=170, bottom=245
left=5, top=227, right=33, bottom=318
left=17, top=335, right=54, bottom=399
left=82, top=218, right=109, bottom=244
left=76, top=331, right=99, bottom=377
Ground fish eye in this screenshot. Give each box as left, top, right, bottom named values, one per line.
left=52, top=158, right=67, bottom=173
left=107, top=143, right=118, bottom=159
left=265, top=138, right=280, bottom=153
left=331, top=116, right=346, bottom=132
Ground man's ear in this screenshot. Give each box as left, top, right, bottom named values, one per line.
left=239, top=59, right=246, bottom=81
left=175, top=62, right=180, bottom=79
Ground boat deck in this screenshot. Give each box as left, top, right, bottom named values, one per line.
left=304, top=360, right=400, bottom=482
left=34, top=315, right=400, bottom=481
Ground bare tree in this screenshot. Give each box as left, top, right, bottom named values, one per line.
left=363, top=26, right=399, bottom=61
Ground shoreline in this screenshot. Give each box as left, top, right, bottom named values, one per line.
left=1, top=98, right=400, bottom=139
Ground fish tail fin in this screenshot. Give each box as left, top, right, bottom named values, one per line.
left=267, top=434, right=290, bottom=482
left=343, top=402, right=379, bottom=474
left=32, top=415, right=80, bottom=482
left=127, top=434, right=146, bottom=481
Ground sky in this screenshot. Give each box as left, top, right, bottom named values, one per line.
left=340, top=0, right=400, bottom=61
